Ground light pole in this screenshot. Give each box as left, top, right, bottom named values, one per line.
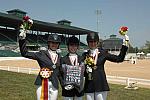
left=95, top=9, right=101, bottom=37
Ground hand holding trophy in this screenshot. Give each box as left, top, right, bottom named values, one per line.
left=119, top=26, right=129, bottom=46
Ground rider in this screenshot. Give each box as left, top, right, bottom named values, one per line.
left=19, top=19, right=61, bottom=100
left=59, top=36, right=85, bottom=100
left=83, top=32, right=129, bottom=100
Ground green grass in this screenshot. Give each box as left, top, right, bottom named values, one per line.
left=0, top=70, right=150, bottom=100
left=0, top=70, right=36, bottom=100
left=108, top=84, right=150, bottom=100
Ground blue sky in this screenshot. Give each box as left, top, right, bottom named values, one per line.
left=0, top=0, right=150, bottom=47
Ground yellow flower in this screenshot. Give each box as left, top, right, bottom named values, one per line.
left=84, top=56, right=95, bottom=67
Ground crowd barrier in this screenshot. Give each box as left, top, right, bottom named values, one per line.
left=0, top=66, right=150, bottom=88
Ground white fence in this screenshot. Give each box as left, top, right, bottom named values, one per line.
left=0, top=66, right=150, bottom=88
left=107, top=75, right=150, bottom=88
left=0, top=57, right=30, bottom=61
left=0, top=66, right=39, bottom=74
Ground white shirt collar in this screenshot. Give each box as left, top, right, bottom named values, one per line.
left=69, top=53, right=77, bottom=56
left=48, top=49, right=57, bottom=54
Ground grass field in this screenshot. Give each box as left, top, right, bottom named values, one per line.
left=0, top=70, right=150, bottom=100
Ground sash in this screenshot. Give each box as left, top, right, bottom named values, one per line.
left=40, top=68, right=53, bottom=100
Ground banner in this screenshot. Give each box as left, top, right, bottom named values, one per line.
left=62, top=63, right=85, bottom=92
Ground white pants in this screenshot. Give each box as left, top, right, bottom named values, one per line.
left=36, top=81, right=58, bottom=100
left=63, top=96, right=83, bottom=100
left=86, top=91, right=107, bottom=100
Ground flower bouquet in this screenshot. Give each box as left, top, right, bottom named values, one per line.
left=21, top=16, right=33, bottom=30
left=119, top=26, right=128, bottom=36
left=84, top=56, right=95, bottom=67
left=84, top=56, right=96, bottom=80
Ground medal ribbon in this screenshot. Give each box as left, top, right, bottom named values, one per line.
left=69, top=56, right=77, bottom=65
left=40, top=78, right=48, bottom=100
left=90, top=49, right=99, bottom=65
left=94, top=49, right=99, bottom=65
left=40, top=68, right=53, bottom=100
left=50, top=53, right=58, bottom=65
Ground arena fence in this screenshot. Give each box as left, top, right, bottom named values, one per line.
left=0, top=66, right=39, bottom=74
left=107, top=75, right=150, bottom=88
left=0, top=66, right=150, bottom=88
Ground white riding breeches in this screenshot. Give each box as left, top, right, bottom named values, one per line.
left=36, top=81, right=58, bottom=100
left=86, top=91, right=107, bottom=100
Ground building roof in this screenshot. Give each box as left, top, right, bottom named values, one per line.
left=57, top=19, right=72, bottom=24
left=7, top=9, right=27, bottom=14
left=102, top=34, right=123, bottom=50
left=0, top=12, right=97, bottom=35
left=103, top=34, right=122, bottom=41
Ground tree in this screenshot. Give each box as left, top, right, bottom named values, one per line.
left=128, top=44, right=139, bottom=53
left=141, top=41, right=150, bottom=53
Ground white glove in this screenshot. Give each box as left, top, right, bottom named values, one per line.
left=19, top=24, right=27, bottom=39
left=122, top=34, right=129, bottom=46
left=28, top=19, right=33, bottom=25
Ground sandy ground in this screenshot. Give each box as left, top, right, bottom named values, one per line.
left=105, top=59, right=150, bottom=80
left=0, top=58, right=150, bottom=80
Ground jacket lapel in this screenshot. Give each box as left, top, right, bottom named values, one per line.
left=44, top=50, right=54, bottom=65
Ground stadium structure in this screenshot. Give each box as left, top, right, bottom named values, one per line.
left=0, top=9, right=124, bottom=57
left=102, top=34, right=123, bottom=51
left=102, top=34, right=123, bottom=54
left=0, top=9, right=97, bottom=56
